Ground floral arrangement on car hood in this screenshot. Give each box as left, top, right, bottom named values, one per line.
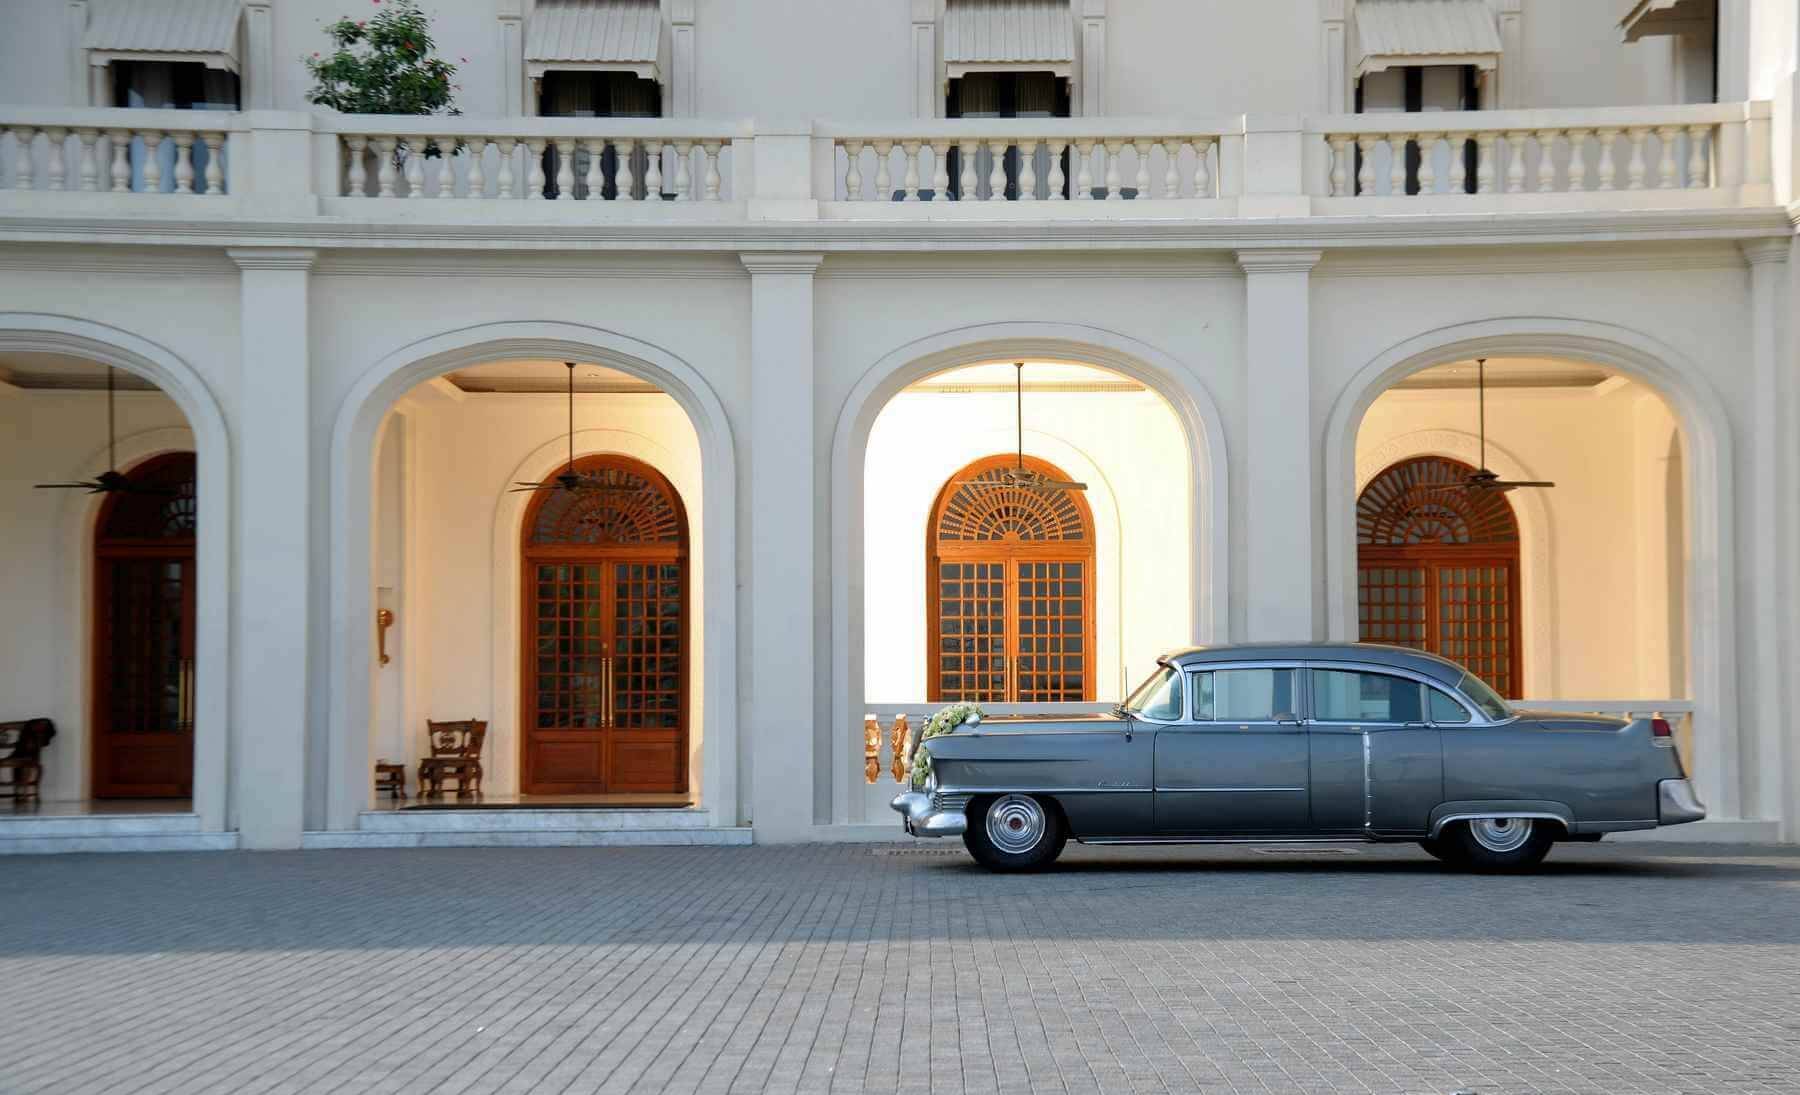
left=909, top=702, right=985, bottom=790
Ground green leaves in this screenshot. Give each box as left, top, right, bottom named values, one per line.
left=304, top=0, right=460, bottom=123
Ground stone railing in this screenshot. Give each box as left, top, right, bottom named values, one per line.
left=321, top=116, right=748, bottom=202
left=3, top=109, right=232, bottom=195
left=1312, top=102, right=1767, bottom=202
left=819, top=119, right=1234, bottom=205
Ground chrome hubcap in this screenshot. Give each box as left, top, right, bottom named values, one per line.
left=1469, top=817, right=1533, bottom=853
left=985, top=794, right=1047, bottom=854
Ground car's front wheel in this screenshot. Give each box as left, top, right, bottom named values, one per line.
left=963, top=794, right=1067, bottom=872
left=1440, top=817, right=1557, bottom=871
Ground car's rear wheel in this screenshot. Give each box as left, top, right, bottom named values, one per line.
left=963, top=794, right=1066, bottom=872
left=1441, top=817, right=1557, bottom=871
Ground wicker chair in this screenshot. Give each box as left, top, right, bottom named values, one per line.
left=417, top=720, right=486, bottom=798
left=0, top=718, right=55, bottom=803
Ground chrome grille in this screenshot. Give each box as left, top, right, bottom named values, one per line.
left=933, top=791, right=972, bottom=814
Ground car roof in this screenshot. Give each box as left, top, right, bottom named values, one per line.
left=1159, top=642, right=1470, bottom=686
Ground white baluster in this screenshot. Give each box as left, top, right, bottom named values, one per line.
left=1102, top=139, right=1123, bottom=199
left=436, top=137, right=458, bottom=197
left=1685, top=124, right=1710, bottom=189
left=1355, top=135, right=1375, bottom=196
left=552, top=139, right=574, bottom=199
left=343, top=135, right=367, bottom=196
left=869, top=140, right=890, bottom=201
left=1626, top=127, right=1649, bottom=189
left=986, top=139, right=1007, bottom=200
left=1328, top=135, right=1350, bottom=197
left=701, top=141, right=722, bottom=200
left=1447, top=131, right=1470, bottom=193
left=496, top=138, right=516, bottom=198
left=8, top=127, right=34, bottom=190
left=1596, top=128, right=1618, bottom=191
left=958, top=139, right=978, bottom=200
left=1415, top=132, right=1438, bottom=194
left=842, top=140, right=863, bottom=200
left=643, top=140, right=663, bottom=199
left=140, top=130, right=162, bottom=192
left=1475, top=132, right=1497, bottom=194
left=1388, top=134, right=1408, bottom=195
left=1503, top=131, right=1526, bottom=193
left=374, top=137, right=398, bottom=196
left=107, top=129, right=130, bottom=192
left=1131, top=138, right=1151, bottom=199
left=1194, top=139, right=1212, bottom=197
left=172, top=132, right=196, bottom=194
left=1073, top=139, right=1094, bottom=199
left=403, top=142, right=424, bottom=198
left=900, top=139, right=921, bottom=201
left=526, top=138, right=548, bottom=199
left=1567, top=129, right=1594, bottom=191
left=672, top=141, right=693, bottom=200
left=582, top=138, right=605, bottom=199
left=1534, top=129, right=1557, bottom=193
left=43, top=127, right=67, bottom=191
left=929, top=140, right=950, bottom=202
left=1655, top=126, right=1680, bottom=189
left=466, top=138, right=486, bottom=197
left=202, top=132, right=224, bottom=195
left=614, top=139, right=635, bottom=200
left=1161, top=139, right=1180, bottom=198
left=75, top=129, right=99, bottom=192
left=1047, top=139, right=1067, bottom=199
left=1019, top=139, right=1040, bottom=201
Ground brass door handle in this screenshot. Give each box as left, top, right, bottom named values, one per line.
left=376, top=608, right=395, bottom=666
left=606, top=656, right=617, bottom=726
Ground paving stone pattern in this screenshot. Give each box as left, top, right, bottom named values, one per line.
left=2, top=841, right=1798, bottom=1095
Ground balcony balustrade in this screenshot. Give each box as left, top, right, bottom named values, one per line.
left=0, top=103, right=1773, bottom=227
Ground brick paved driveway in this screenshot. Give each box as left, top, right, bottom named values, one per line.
left=2, top=841, right=1798, bottom=1095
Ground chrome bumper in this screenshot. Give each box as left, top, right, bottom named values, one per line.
left=889, top=790, right=967, bottom=837
left=1658, top=778, right=1707, bottom=825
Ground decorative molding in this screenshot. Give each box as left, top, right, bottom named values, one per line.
left=1739, top=239, right=1790, bottom=265
left=1317, top=243, right=1751, bottom=278
left=818, top=254, right=1241, bottom=280
left=739, top=251, right=824, bottom=275
left=314, top=253, right=746, bottom=279
left=0, top=247, right=235, bottom=275
left=226, top=248, right=318, bottom=271
left=1236, top=248, right=1323, bottom=274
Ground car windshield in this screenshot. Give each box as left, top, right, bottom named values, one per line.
left=1124, top=664, right=1183, bottom=719
left=1457, top=671, right=1513, bottom=721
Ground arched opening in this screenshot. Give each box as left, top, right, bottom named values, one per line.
left=926, top=454, right=1096, bottom=703
left=1356, top=455, right=1523, bottom=697
left=519, top=454, right=689, bottom=794
left=92, top=451, right=199, bottom=797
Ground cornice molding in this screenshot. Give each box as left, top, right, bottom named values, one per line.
left=1236, top=248, right=1323, bottom=274
left=738, top=251, right=824, bottom=275
left=226, top=247, right=319, bottom=271
left=1739, top=239, right=1790, bottom=266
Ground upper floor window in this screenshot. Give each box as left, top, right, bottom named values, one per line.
left=526, top=0, right=668, bottom=199
left=1352, top=0, right=1500, bottom=111
left=85, top=0, right=244, bottom=109
left=1620, top=0, right=1719, bottom=104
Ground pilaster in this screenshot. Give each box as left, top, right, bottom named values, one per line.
left=227, top=247, right=318, bottom=850
left=498, top=0, right=524, bottom=116
left=1319, top=0, right=1347, bottom=114
left=1078, top=0, right=1107, bottom=118
left=67, top=1, right=89, bottom=106
left=666, top=0, right=698, bottom=117
left=244, top=2, right=275, bottom=110
left=1495, top=0, right=1524, bottom=109
left=911, top=0, right=939, bottom=118
left=741, top=252, right=825, bottom=841
left=1238, top=249, right=1323, bottom=642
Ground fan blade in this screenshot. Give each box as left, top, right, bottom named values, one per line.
left=509, top=484, right=553, bottom=493
left=1037, top=478, right=1087, bottom=491
left=33, top=482, right=101, bottom=490
left=1487, top=480, right=1556, bottom=490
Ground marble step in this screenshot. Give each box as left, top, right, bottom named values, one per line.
left=303, top=826, right=752, bottom=849
left=356, top=807, right=716, bottom=833
left=0, top=811, right=212, bottom=838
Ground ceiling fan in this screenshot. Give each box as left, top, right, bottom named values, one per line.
left=950, top=362, right=1087, bottom=493
left=1441, top=357, right=1556, bottom=494
left=510, top=361, right=591, bottom=494
left=33, top=365, right=173, bottom=495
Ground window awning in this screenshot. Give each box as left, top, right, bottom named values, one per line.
left=943, top=0, right=1076, bottom=80
left=525, top=0, right=668, bottom=82
left=85, top=0, right=243, bottom=73
left=1353, top=0, right=1503, bottom=78
left=1619, top=0, right=1715, bottom=42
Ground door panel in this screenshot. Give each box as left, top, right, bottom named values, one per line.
left=1156, top=667, right=1308, bottom=833
left=1306, top=668, right=1444, bottom=834
left=931, top=558, right=1090, bottom=704
left=94, top=555, right=195, bottom=798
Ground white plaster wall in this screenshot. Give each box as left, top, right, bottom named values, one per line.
left=862, top=383, right=1189, bottom=703
left=375, top=385, right=705, bottom=800
left=0, top=387, right=193, bottom=802
left=1355, top=379, right=1685, bottom=699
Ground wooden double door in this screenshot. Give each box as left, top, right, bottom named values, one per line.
left=521, top=456, right=688, bottom=794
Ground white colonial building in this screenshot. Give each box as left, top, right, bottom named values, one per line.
left=1, top=0, right=1796, bottom=851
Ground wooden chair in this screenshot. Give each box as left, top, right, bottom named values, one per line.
left=373, top=760, right=407, bottom=800
left=0, top=719, right=55, bottom=803
left=417, top=720, right=486, bottom=798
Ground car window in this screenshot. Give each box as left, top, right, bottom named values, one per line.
left=1311, top=669, right=1424, bottom=723
left=1129, top=666, right=1184, bottom=720
left=1193, top=668, right=1296, bottom=722
left=1427, top=687, right=1472, bottom=724
left=1457, top=671, right=1512, bottom=721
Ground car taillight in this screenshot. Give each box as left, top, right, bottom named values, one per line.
left=1651, top=717, right=1674, bottom=744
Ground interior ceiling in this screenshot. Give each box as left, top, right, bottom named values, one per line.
left=442, top=360, right=662, bottom=393
left=908, top=360, right=1144, bottom=393
left=1394, top=357, right=1616, bottom=390
left=0, top=352, right=162, bottom=390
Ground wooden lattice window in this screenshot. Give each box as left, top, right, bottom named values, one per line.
left=927, top=455, right=1095, bottom=704
left=1356, top=456, right=1522, bottom=697
left=520, top=455, right=689, bottom=795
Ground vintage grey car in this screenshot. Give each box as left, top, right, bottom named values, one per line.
left=891, top=642, right=1705, bottom=871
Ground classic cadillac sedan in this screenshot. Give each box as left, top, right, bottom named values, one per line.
left=891, top=643, right=1705, bottom=871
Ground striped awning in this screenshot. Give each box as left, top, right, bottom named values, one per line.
left=1619, top=0, right=1713, bottom=42
left=85, top=0, right=243, bottom=72
left=1354, top=0, right=1503, bottom=77
left=525, top=0, right=666, bottom=80
left=944, top=0, right=1076, bottom=78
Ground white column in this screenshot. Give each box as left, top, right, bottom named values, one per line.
left=67, top=1, right=89, bottom=105
left=226, top=248, right=317, bottom=850
left=1079, top=0, right=1108, bottom=117
left=910, top=0, right=938, bottom=118
left=741, top=252, right=824, bottom=841
left=498, top=0, right=524, bottom=116
left=1238, top=249, right=1323, bottom=642
left=244, top=2, right=275, bottom=109
left=1742, top=239, right=1791, bottom=833
left=1495, top=0, right=1524, bottom=109
left=1319, top=0, right=1347, bottom=113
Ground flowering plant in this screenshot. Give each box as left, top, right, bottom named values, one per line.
left=304, top=0, right=460, bottom=146
left=909, top=702, right=984, bottom=790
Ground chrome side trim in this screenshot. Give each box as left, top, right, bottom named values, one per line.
left=1361, top=730, right=1373, bottom=834
left=1080, top=836, right=1375, bottom=846
left=1153, top=786, right=1306, bottom=793
left=937, top=785, right=1151, bottom=794
left=1429, top=811, right=1569, bottom=838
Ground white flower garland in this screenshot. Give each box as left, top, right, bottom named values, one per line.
left=909, top=702, right=985, bottom=790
